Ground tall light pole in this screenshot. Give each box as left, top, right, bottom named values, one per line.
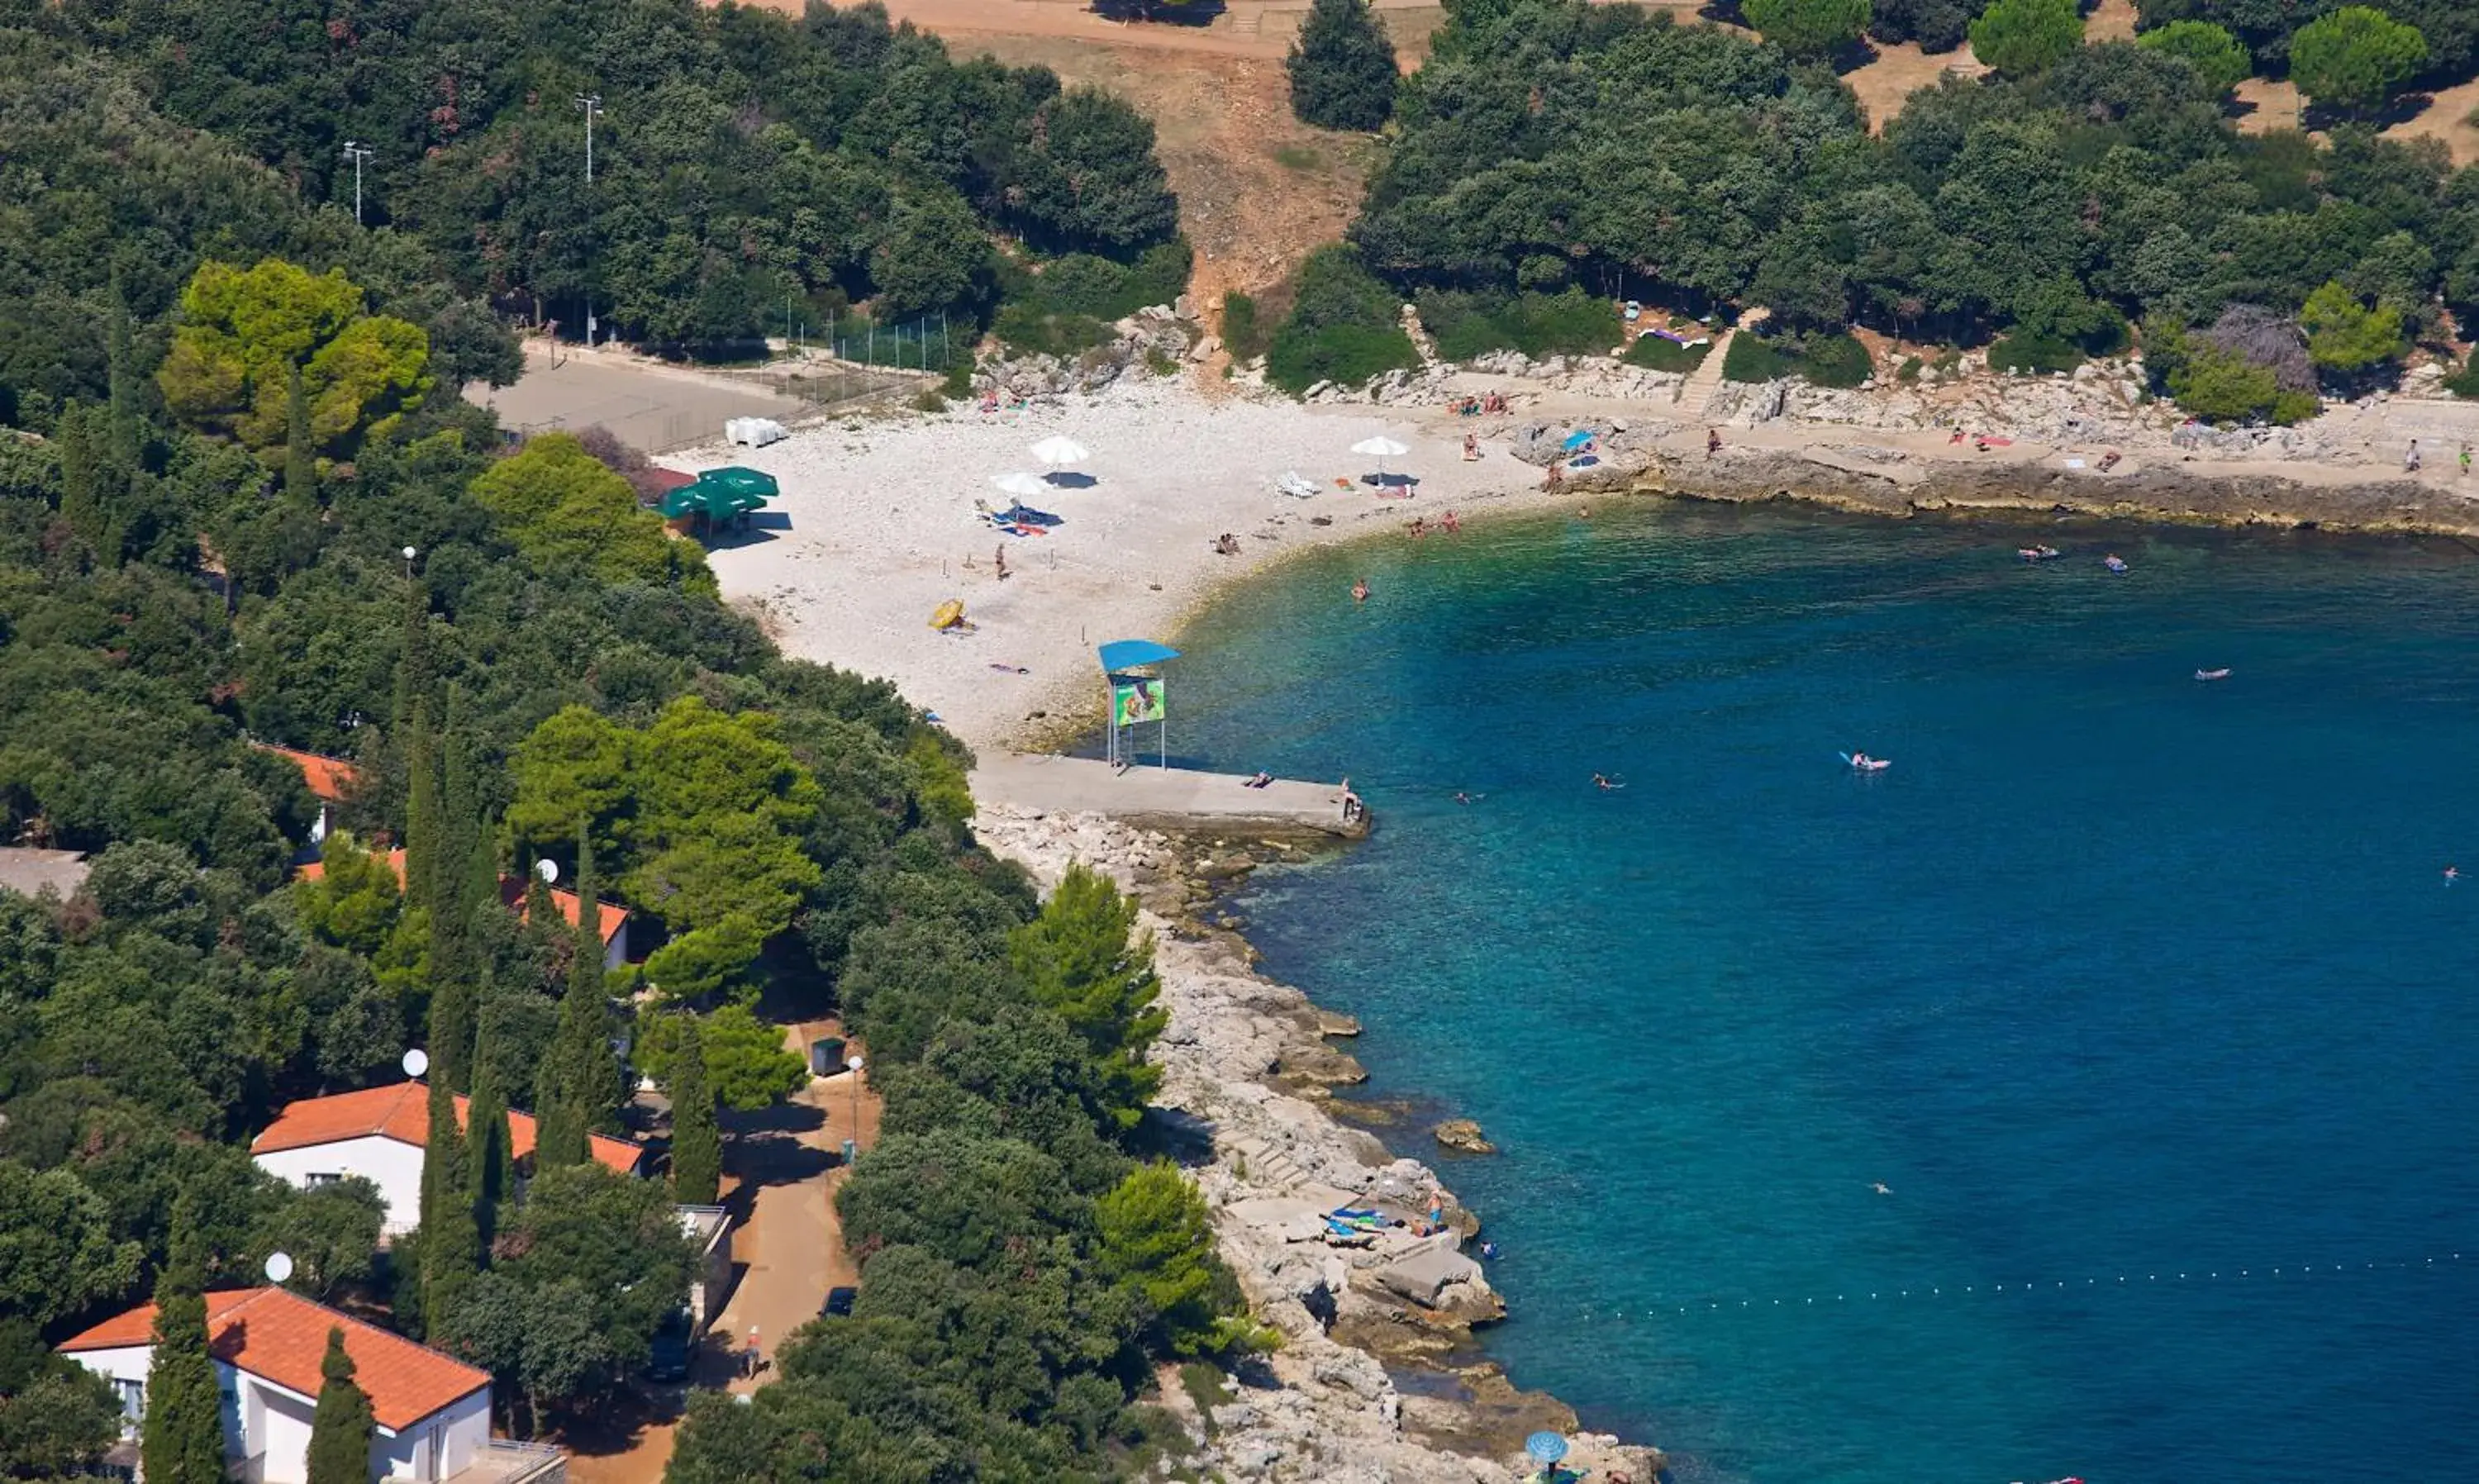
left=573, top=95, right=602, bottom=348
left=341, top=140, right=374, bottom=225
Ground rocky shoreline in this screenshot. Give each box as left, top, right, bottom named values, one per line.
left=971, top=804, right=1665, bottom=1484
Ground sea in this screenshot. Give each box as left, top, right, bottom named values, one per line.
left=1154, top=503, right=2479, bottom=1484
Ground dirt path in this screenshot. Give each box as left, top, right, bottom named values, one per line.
left=562, top=1020, right=882, bottom=1484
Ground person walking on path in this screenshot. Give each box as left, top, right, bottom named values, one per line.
left=1706, top=426, right=1722, bottom=458
left=2460, top=444, right=2471, bottom=477
left=2405, top=440, right=2421, bottom=473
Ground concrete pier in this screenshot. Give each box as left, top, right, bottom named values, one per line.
left=969, top=753, right=1369, bottom=840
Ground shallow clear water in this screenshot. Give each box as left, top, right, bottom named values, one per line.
left=1161, top=504, right=2479, bottom=1484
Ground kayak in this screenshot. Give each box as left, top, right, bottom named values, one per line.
left=2195, top=668, right=2231, bottom=681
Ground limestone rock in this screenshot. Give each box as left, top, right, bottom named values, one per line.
left=1431, top=1118, right=1496, bottom=1154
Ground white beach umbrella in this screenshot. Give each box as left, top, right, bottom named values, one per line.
left=1350, top=435, right=1411, bottom=483
left=990, top=471, right=1050, bottom=499
left=1029, top=435, right=1092, bottom=469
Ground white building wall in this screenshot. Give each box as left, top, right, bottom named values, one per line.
left=67, top=1344, right=152, bottom=1434
left=253, top=1135, right=428, bottom=1233
left=245, top=1377, right=317, bottom=1482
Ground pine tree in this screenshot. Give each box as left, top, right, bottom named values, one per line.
left=1009, top=863, right=1168, bottom=1130
left=141, top=1191, right=227, bottom=1484
left=283, top=364, right=315, bottom=505
left=535, top=830, right=611, bottom=1169
left=1286, top=0, right=1399, bottom=131
left=417, top=1076, right=478, bottom=1340
left=464, top=1011, right=516, bottom=1250
left=107, top=273, right=142, bottom=469
left=668, top=1014, right=721, bottom=1206
left=304, top=1327, right=374, bottom=1484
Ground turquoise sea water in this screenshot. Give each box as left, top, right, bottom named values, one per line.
left=1160, top=505, right=2479, bottom=1484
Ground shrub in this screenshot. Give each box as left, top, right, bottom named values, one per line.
left=1019, top=242, right=1195, bottom=321
left=1221, top=293, right=1267, bottom=361
left=993, top=305, right=1115, bottom=359
left=2443, top=357, right=2479, bottom=397
left=1968, top=0, right=2084, bottom=74
left=1990, top=331, right=2083, bottom=374
left=2136, top=20, right=2252, bottom=94
left=1265, top=246, right=1419, bottom=393
left=1626, top=333, right=1715, bottom=373
left=1896, top=354, right=1924, bottom=381
left=1744, top=0, right=1873, bottom=59
left=1721, top=330, right=1872, bottom=386
left=1869, top=0, right=1984, bottom=50
left=1417, top=288, right=1618, bottom=360
left=1287, top=0, right=1400, bottom=131
left=2286, top=7, right=2427, bottom=113
left=1796, top=331, right=1873, bottom=388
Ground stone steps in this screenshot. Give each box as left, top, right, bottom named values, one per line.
left=1225, top=1134, right=1308, bottom=1193
left=1677, top=327, right=1734, bottom=416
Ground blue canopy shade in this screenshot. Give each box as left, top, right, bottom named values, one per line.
left=1524, top=1432, right=1569, bottom=1464
left=1097, top=640, right=1181, bottom=672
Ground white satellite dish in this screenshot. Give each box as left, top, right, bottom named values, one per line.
left=264, top=1252, right=294, bottom=1285
left=536, top=858, right=559, bottom=883
left=402, top=1047, right=430, bottom=1078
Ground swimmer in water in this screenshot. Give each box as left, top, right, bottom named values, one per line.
left=1592, top=773, right=1625, bottom=791
left=2448, top=865, right=2462, bottom=884
left=1454, top=792, right=1473, bottom=805
left=1352, top=577, right=1369, bottom=604
left=1870, top=1182, right=1892, bottom=1196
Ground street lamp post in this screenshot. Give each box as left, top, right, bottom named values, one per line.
left=340, top=141, right=374, bottom=225
left=845, top=1054, right=865, bottom=1153
left=574, top=94, right=603, bottom=350
left=402, top=545, right=417, bottom=579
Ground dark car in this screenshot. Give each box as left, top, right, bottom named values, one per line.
left=821, top=1286, right=858, bottom=1319
left=645, top=1309, right=694, bottom=1382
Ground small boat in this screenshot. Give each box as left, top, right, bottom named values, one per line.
left=2195, top=668, right=2231, bottom=682
left=2017, top=545, right=2062, bottom=563
left=2103, top=555, right=2129, bottom=574
left=1840, top=752, right=1891, bottom=773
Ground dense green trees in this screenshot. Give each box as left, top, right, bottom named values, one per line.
left=1288, top=0, right=1403, bottom=130
left=305, top=1327, right=374, bottom=1484
left=665, top=1014, right=722, bottom=1206
left=1010, top=866, right=1167, bottom=1130
left=2287, top=7, right=2428, bottom=111
left=1314, top=0, right=2479, bottom=415
left=0, top=1322, right=122, bottom=1479
left=1747, top=0, right=1874, bottom=59
left=469, top=435, right=715, bottom=597
left=2134, top=0, right=2469, bottom=78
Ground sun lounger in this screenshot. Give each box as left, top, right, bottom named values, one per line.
left=1276, top=471, right=1322, bottom=499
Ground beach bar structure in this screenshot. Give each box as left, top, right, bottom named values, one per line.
left=1097, top=638, right=1178, bottom=770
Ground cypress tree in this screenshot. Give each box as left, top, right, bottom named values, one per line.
left=303, top=1327, right=374, bottom=1484
left=1286, top=0, right=1399, bottom=131
left=426, top=721, right=491, bottom=1093
left=402, top=698, right=441, bottom=919
left=464, top=1010, right=516, bottom=1250
left=107, top=273, right=141, bottom=469
left=417, top=1075, right=478, bottom=1339
left=668, top=1014, right=721, bottom=1206
left=141, top=1191, right=227, bottom=1484
left=56, top=404, right=106, bottom=555
left=535, top=831, right=609, bottom=1169
left=284, top=364, right=315, bottom=505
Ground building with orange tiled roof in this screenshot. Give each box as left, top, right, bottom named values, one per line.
left=251, top=742, right=363, bottom=848
left=251, top=1082, right=648, bottom=1234
left=296, top=850, right=632, bottom=971
left=55, top=1285, right=549, bottom=1482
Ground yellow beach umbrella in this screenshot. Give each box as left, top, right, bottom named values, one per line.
left=929, top=599, right=966, bottom=630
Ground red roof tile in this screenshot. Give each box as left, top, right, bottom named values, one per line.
left=250, top=1082, right=644, bottom=1176
left=294, top=846, right=407, bottom=886
left=251, top=744, right=363, bottom=802
left=59, top=1287, right=488, bottom=1432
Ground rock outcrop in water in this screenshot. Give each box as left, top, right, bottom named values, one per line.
left=972, top=803, right=1667, bottom=1484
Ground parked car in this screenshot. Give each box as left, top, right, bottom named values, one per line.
left=645, top=1308, right=694, bottom=1382
left=820, top=1286, right=858, bottom=1319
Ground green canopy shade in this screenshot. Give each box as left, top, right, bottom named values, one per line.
left=660, top=468, right=776, bottom=522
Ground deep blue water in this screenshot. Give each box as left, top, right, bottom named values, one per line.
left=1160, top=505, right=2479, bottom=1484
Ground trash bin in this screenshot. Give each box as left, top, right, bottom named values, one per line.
left=807, top=1036, right=847, bottom=1077
left=840, top=1138, right=858, bottom=1167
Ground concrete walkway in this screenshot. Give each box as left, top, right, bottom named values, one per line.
left=970, top=753, right=1368, bottom=837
